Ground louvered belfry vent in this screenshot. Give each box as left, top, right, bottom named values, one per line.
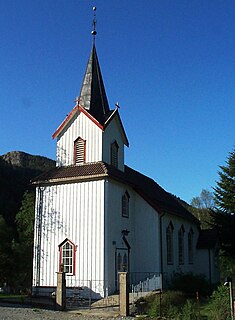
left=74, top=137, right=86, bottom=164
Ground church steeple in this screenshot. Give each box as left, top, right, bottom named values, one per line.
left=78, top=7, right=110, bottom=125
left=79, top=44, right=111, bottom=125
left=53, top=7, right=128, bottom=168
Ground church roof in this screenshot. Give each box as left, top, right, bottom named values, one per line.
left=32, top=161, right=199, bottom=224
left=79, top=44, right=111, bottom=125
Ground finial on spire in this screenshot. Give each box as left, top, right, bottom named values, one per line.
left=91, top=6, right=97, bottom=43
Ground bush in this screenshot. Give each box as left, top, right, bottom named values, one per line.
left=170, top=272, right=212, bottom=296
left=136, top=291, right=186, bottom=318
left=180, top=299, right=197, bottom=320
left=135, top=291, right=200, bottom=319
left=207, top=285, right=230, bottom=320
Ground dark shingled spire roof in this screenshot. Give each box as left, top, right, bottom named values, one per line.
left=79, top=44, right=111, bottom=125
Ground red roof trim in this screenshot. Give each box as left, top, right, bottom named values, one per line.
left=52, top=106, right=79, bottom=139
left=52, top=105, right=104, bottom=140
left=78, top=106, right=104, bottom=130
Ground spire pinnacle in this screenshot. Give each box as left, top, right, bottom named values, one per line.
left=91, top=6, right=97, bottom=43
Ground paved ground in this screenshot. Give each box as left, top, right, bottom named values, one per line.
left=0, top=303, right=135, bottom=320
left=0, top=302, right=136, bottom=320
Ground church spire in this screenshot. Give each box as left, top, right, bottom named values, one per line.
left=78, top=7, right=110, bottom=125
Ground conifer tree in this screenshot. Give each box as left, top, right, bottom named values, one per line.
left=213, top=149, right=235, bottom=258
left=214, top=149, right=235, bottom=214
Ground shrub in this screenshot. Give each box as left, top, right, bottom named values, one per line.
left=207, top=285, right=230, bottom=320
left=170, top=272, right=212, bottom=296
left=136, top=291, right=185, bottom=318
left=180, top=299, right=197, bottom=320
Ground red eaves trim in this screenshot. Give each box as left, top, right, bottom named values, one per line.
left=52, top=106, right=79, bottom=139
left=52, top=105, right=103, bottom=139
left=78, top=105, right=104, bottom=130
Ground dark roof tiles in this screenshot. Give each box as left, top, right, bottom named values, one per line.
left=33, top=161, right=199, bottom=223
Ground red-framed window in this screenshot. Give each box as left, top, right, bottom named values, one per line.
left=58, top=239, right=76, bottom=275
left=74, top=137, right=86, bottom=164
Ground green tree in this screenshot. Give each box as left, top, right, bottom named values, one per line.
left=190, top=189, right=215, bottom=228
left=0, top=215, right=14, bottom=287
left=13, top=191, right=35, bottom=290
left=15, top=191, right=35, bottom=245
left=212, top=149, right=235, bottom=259
left=214, top=149, right=235, bottom=214
left=208, top=285, right=230, bottom=320
left=191, top=189, right=215, bottom=210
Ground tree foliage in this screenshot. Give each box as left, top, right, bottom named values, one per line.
left=190, top=189, right=215, bottom=229
left=11, top=191, right=36, bottom=291
left=0, top=152, right=54, bottom=291
left=212, top=149, right=235, bottom=259
left=0, top=215, right=14, bottom=286
left=191, top=189, right=215, bottom=210
left=214, top=149, right=235, bottom=214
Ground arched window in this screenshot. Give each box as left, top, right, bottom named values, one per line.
left=188, top=228, right=194, bottom=264
left=111, top=141, right=119, bottom=168
left=122, top=191, right=130, bottom=218
left=59, top=239, right=76, bottom=275
left=74, top=137, right=86, bottom=164
left=166, top=222, right=174, bottom=265
left=123, top=252, right=128, bottom=271
left=117, top=253, right=122, bottom=271
left=178, top=225, right=185, bottom=265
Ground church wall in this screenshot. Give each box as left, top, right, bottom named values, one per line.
left=104, top=179, right=160, bottom=291
left=32, top=180, right=105, bottom=292
left=103, top=117, right=125, bottom=171
left=132, top=192, right=160, bottom=273
left=56, top=111, right=102, bottom=166
left=161, top=214, right=202, bottom=282
left=104, top=179, right=134, bottom=291
left=195, top=248, right=220, bottom=284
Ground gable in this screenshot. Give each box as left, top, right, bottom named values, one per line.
left=104, top=109, right=129, bottom=147
left=52, top=105, right=104, bottom=140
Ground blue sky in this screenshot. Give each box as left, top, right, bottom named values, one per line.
left=1, top=0, right=234, bottom=203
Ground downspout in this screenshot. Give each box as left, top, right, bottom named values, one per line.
left=35, top=186, right=44, bottom=293
left=104, top=179, right=109, bottom=293
left=159, top=211, right=165, bottom=290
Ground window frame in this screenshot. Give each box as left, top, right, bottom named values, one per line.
left=74, top=137, right=86, bottom=165
left=166, top=222, right=174, bottom=265
left=110, top=141, right=119, bottom=168
left=58, top=239, right=76, bottom=275
left=178, top=225, right=185, bottom=265
left=188, top=228, right=194, bottom=264
left=122, top=191, right=130, bottom=218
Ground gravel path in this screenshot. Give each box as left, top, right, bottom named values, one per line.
left=0, top=303, right=134, bottom=320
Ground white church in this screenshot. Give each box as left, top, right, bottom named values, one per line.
left=32, top=31, right=219, bottom=298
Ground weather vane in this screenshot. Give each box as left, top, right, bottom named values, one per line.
left=91, top=6, right=97, bottom=43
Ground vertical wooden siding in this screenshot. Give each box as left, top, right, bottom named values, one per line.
left=33, top=180, right=105, bottom=288
left=56, top=112, right=102, bottom=166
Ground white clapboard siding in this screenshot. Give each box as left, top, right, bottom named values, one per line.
left=103, top=116, right=125, bottom=172
left=32, top=180, right=105, bottom=289
left=56, top=111, right=103, bottom=166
